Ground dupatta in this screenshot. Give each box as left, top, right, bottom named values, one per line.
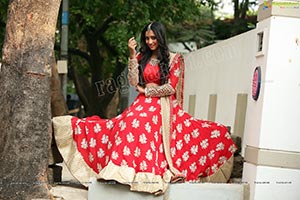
left=160, top=52, right=186, bottom=181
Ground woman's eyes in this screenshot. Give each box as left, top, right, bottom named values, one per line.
left=146, top=37, right=156, bottom=40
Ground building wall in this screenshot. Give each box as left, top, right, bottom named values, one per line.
left=257, top=16, right=300, bottom=152
left=183, top=29, right=256, bottom=143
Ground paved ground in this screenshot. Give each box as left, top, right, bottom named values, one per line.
left=50, top=163, right=88, bottom=200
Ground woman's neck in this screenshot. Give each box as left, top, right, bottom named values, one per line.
left=151, top=50, right=158, bottom=59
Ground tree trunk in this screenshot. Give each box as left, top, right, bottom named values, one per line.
left=240, top=0, right=249, bottom=20
left=0, top=0, right=61, bottom=199
left=70, top=33, right=121, bottom=118
left=71, top=64, right=118, bottom=118
left=233, top=0, right=240, bottom=20
left=50, top=57, right=68, bottom=117
left=49, top=55, right=66, bottom=179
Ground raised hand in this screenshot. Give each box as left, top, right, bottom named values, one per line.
left=128, top=37, right=137, bottom=59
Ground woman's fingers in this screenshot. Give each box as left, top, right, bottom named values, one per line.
left=128, top=37, right=137, bottom=58
left=128, top=37, right=137, bottom=48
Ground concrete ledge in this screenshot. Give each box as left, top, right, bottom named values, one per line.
left=166, top=183, right=249, bottom=200
left=88, top=178, right=249, bottom=200
left=51, top=185, right=88, bottom=200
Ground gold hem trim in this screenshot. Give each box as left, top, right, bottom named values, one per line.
left=52, top=116, right=173, bottom=194
left=199, top=154, right=234, bottom=183
left=52, top=114, right=235, bottom=194
left=52, top=116, right=98, bottom=187
left=161, top=96, right=181, bottom=176
left=98, top=161, right=172, bottom=195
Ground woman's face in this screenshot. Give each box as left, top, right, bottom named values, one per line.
left=145, top=30, right=158, bottom=52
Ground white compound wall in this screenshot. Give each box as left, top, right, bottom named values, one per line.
left=183, top=9, right=300, bottom=200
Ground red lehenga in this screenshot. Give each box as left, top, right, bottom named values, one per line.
left=52, top=53, right=236, bottom=195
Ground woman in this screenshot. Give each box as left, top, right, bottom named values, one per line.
left=53, top=22, right=236, bottom=195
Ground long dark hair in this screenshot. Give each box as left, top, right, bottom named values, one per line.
left=138, top=22, right=170, bottom=86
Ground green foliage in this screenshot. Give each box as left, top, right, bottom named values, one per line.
left=0, top=0, right=8, bottom=59
left=64, top=0, right=217, bottom=81
left=167, top=5, right=215, bottom=48
left=56, top=0, right=222, bottom=116
left=0, top=0, right=258, bottom=115
left=213, top=0, right=258, bottom=40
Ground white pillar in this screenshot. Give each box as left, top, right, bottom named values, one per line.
left=242, top=1, right=300, bottom=199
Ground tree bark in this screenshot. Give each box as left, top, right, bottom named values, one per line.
left=49, top=55, right=66, bottom=172
left=240, top=0, right=249, bottom=20
left=0, top=0, right=61, bottom=199
left=50, top=57, right=68, bottom=117
left=233, top=0, right=240, bottom=20
left=69, top=30, right=124, bottom=118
